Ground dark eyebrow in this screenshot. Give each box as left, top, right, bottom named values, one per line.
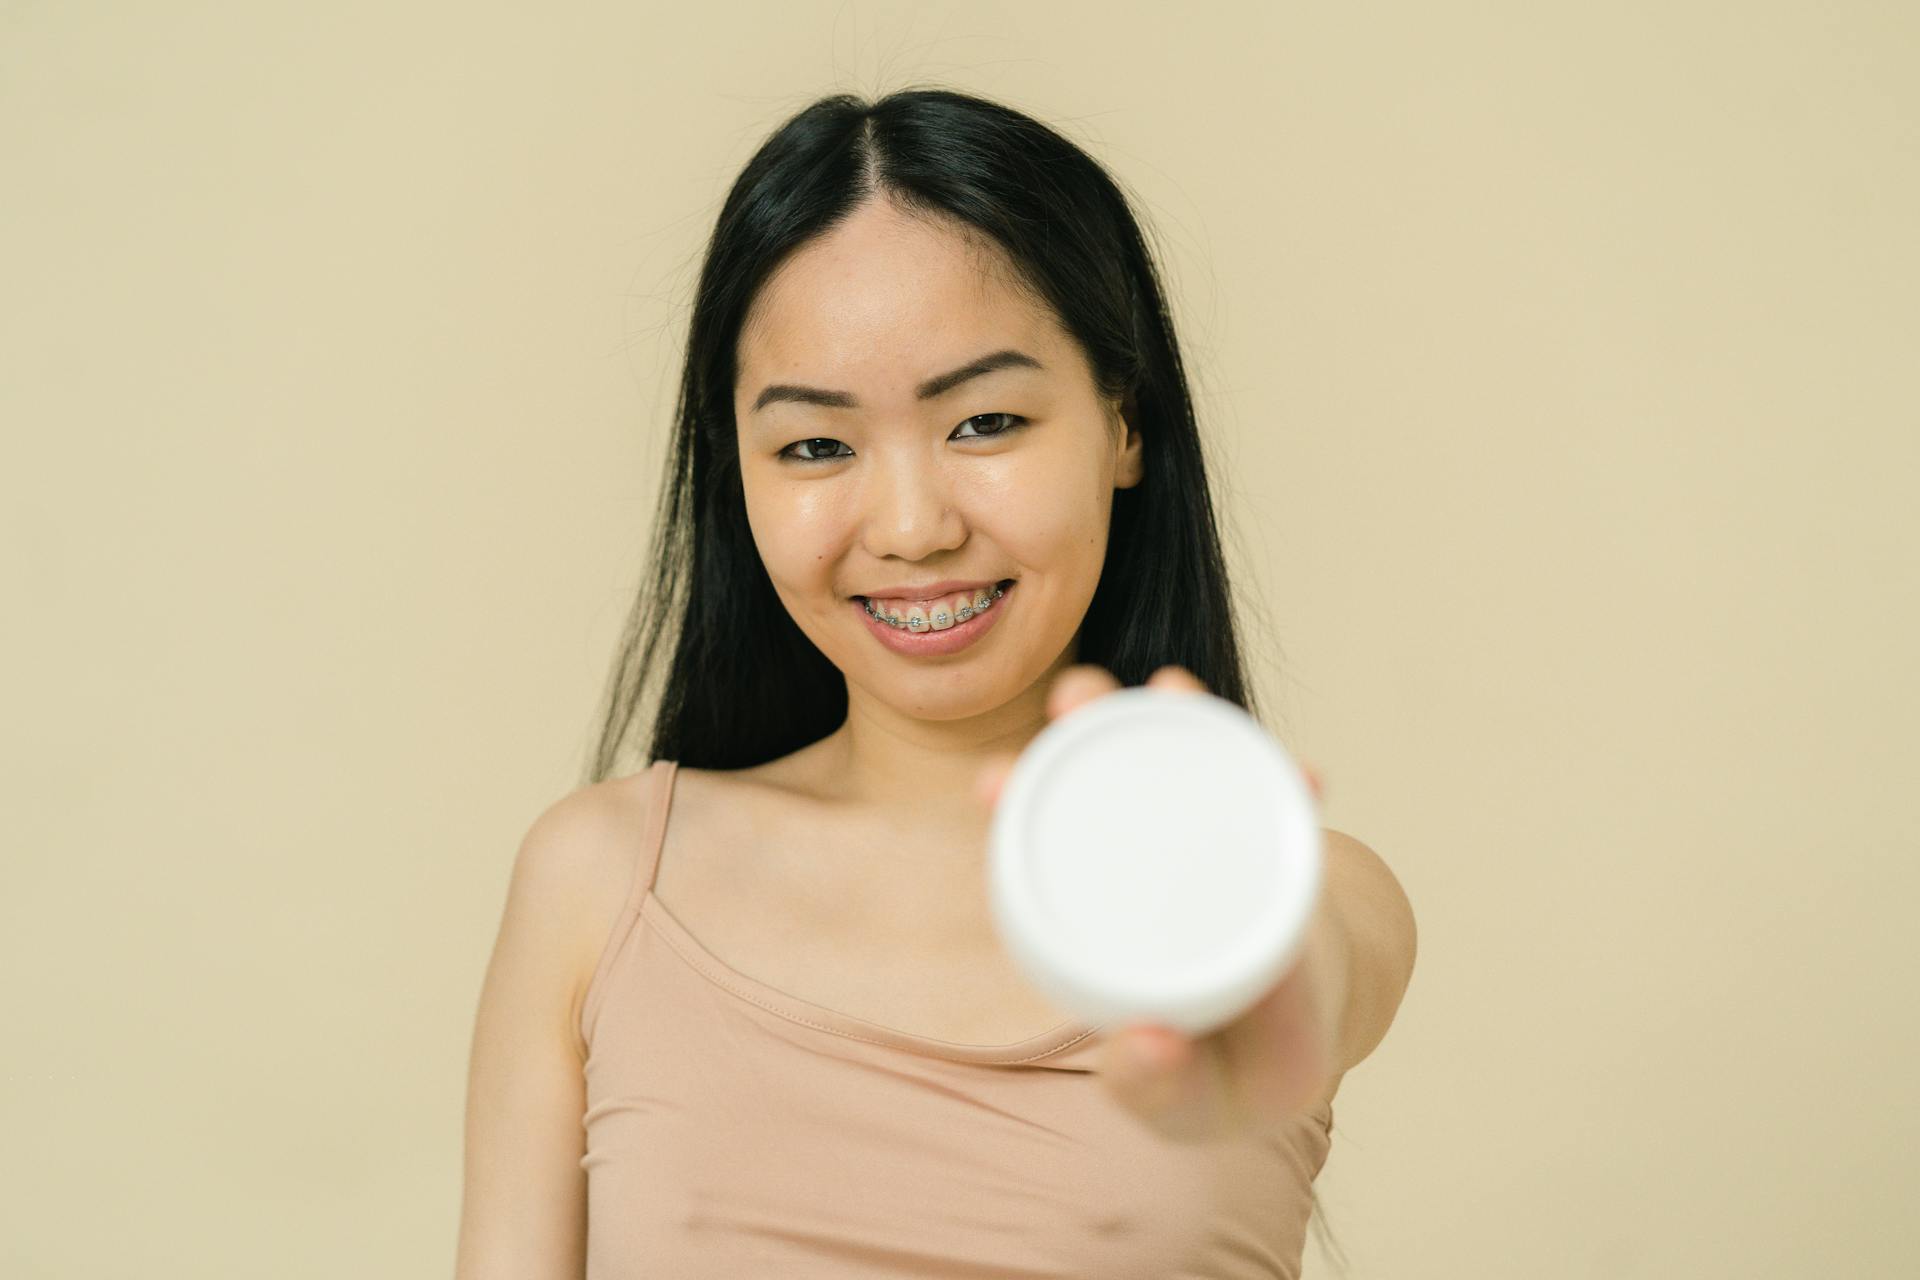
left=749, top=348, right=1045, bottom=414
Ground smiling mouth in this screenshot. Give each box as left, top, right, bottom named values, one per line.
left=853, top=577, right=1017, bottom=631
left=852, top=577, right=1017, bottom=608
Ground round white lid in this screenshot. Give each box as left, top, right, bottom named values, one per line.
left=988, top=686, right=1323, bottom=1035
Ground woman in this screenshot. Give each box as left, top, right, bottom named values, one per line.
left=457, top=87, right=1416, bottom=1279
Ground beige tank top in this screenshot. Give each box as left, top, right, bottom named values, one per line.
left=578, top=759, right=1334, bottom=1277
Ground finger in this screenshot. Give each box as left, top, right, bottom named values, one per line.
left=1046, top=664, right=1121, bottom=720
left=1300, top=761, right=1325, bottom=803
left=1145, top=665, right=1208, bottom=694
left=1099, top=1024, right=1194, bottom=1110
left=972, top=752, right=1019, bottom=810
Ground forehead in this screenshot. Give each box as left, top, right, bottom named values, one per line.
left=736, top=204, right=1069, bottom=399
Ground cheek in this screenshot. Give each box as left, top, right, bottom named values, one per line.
left=743, top=476, right=848, bottom=583
left=987, top=447, right=1111, bottom=563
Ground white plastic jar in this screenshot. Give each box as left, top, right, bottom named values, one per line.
left=988, top=686, right=1324, bottom=1038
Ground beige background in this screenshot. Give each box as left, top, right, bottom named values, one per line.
left=3, top=2, right=1914, bottom=1276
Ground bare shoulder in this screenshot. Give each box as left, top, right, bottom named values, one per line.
left=644, top=760, right=798, bottom=905
left=1320, top=828, right=1417, bottom=976
left=540, top=759, right=811, bottom=989
left=518, top=767, right=661, bottom=903
left=455, top=770, right=661, bottom=1274
left=1318, top=828, right=1418, bottom=1075
left=507, top=766, right=668, bottom=1039
left=1322, top=829, right=1414, bottom=919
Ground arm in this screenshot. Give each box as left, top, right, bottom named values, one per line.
left=454, top=787, right=631, bottom=1279
left=1093, top=824, right=1418, bottom=1140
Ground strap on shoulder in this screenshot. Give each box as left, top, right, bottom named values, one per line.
left=629, top=758, right=677, bottom=906
left=578, top=758, right=680, bottom=1057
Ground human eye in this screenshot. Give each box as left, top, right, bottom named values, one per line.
left=777, top=437, right=852, bottom=464
left=950, top=412, right=1029, bottom=441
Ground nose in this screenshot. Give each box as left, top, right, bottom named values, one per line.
left=860, top=449, right=966, bottom=562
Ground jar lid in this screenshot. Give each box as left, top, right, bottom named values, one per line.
left=988, top=686, right=1323, bottom=1036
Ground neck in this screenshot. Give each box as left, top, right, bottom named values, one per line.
left=815, top=655, right=1075, bottom=821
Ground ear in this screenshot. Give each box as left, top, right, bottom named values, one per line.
left=1113, top=390, right=1144, bottom=490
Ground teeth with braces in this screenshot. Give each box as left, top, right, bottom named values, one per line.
left=864, top=584, right=1005, bottom=631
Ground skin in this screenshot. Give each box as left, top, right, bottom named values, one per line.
left=977, top=666, right=1340, bottom=1144
left=732, top=194, right=1339, bottom=1142
left=733, top=195, right=1136, bottom=818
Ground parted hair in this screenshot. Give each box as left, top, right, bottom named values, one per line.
left=582, top=87, right=1340, bottom=1267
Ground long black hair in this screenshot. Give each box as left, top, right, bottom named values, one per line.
left=583, top=85, right=1284, bottom=780
left=581, top=85, right=1342, bottom=1272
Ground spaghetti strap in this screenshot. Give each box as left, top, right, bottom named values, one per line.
left=577, top=758, right=679, bottom=1055
left=625, top=758, right=678, bottom=912
left=575, top=748, right=1331, bottom=1269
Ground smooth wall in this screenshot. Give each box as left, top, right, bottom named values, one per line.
left=3, top=3, right=1913, bottom=1276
